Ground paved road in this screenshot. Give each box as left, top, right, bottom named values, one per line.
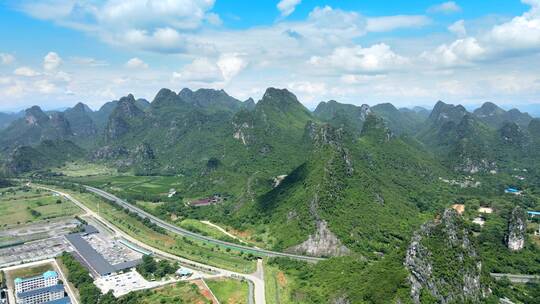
left=490, top=273, right=540, bottom=283
left=85, top=185, right=325, bottom=263
left=35, top=185, right=266, bottom=304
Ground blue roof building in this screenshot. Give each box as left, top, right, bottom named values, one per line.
left=16, top=284, right=66, bottom=304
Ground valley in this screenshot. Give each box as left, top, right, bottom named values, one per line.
left=1, top=87, right=539, bottom=303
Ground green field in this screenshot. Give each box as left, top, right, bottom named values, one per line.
left=56, top=162, right=118, bottom=177
left=264, top=262, right=295, bottom=304
left=40, top=186, right=256, bottom=273
left=70, top=175, right=184, bottom=197
left=8, top=264, right=53, bottom=280
left=206, top=278, right=249, bottom=304
left=179, top=219, right=234, bottom=240
left=0, top=187, right=82, bottom=227
left=137, top=282, right=209, bottom=304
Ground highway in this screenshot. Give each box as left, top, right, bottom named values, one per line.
left=34, top=185, right=266, bottom=304
left=84, top=185, right=325, bottom=263
left=490, top=273, right=540, bottom=283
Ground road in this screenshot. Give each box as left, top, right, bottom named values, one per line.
left=85, top=185, right=325, bottom=262
left=490, top=273, right=540, bottom=283
left=35, top=185, right=266, bottom=304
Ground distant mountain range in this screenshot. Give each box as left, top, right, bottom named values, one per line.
left=1, top=87, right=539, bottom=303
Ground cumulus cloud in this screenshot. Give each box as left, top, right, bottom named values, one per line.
left=172, top=57, right=223, bottom=83
left=217, top=54, right=247, bottom=81
left=366, top=15, right=431, bottom=32
left=35, top=79, right=57, bottom=93
left=277, top=0, right=302, bottom=17
left=172, top=54, right=247, bottom=84
left=428, top=1, right=462, bottom=14
left=426, top=0, right=540, bottom=67
left=1, top=53, right=15, bottom=65
left=487, top=0, right=540, bottom=51
left=422, top=37, right=485, bottom=67
left=16, top=0, right=218, bottom=54
left=14, top=67, right=40, bottom=77
left=43, top=52, right=62, bottom=71
left=125, top=57, right=149, bottom=69
left=448, top=19, right=466, bottom=37
left=309, top=43, right=409, bottom=74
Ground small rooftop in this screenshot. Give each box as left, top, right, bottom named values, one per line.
left=17, top=284, right=64, bottom=299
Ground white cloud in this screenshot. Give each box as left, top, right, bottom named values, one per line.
left=428, top=1, right=462, bottom=14
left=172, top=57, right=223, bottom=83
left=366, top=15, right=431, bottom=32
left=205, top=12, right=222, bottom=26
left=43, top=52, right=62, bottom=71
left=1, top=53, right=15, bottom=65
left=172, top=54, right=247, bottom=84
left=125, top=57, right=149, bottom=69
left=98, top=0, right=215, bottom=30
left=217, top=54, right=247, bottom=81
left=35, top=79, right=57, bottom=93
left=309, top=43, right=409, bottom=74
left=16, top=0, right=218, bottom=54
left=422, top=37, right=486, bottom=67
left=277, top=0, right=301, bottom=17
left=487, top=1, right=540, bottom=51
left=71, top=57, right=108, bottom=67
left=448, top=19, right=466, bottom=37
left=14, top=67, right=40, bottom=77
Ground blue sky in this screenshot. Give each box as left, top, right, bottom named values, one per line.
left=0, top=0, right=539, bottom=111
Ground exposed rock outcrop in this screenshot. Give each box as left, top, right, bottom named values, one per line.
left=507, top=206, right=526, bottom=251
left=287, top=195, right=350, bottom=257
left=405, top=209, right=485, bottom=304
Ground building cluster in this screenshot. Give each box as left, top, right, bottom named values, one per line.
left=14, top=271, right=70, bottom=304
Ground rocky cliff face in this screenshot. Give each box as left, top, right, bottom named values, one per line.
left=507, top=206, right=527, bottom=251
left=405, top=209, right=485, bottom=304
left=287, top=195, right=350, bottom=257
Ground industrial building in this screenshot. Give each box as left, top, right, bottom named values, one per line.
left=65, top=226, right=142, bottom=277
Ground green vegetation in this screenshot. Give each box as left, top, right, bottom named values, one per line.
left=206, top=278, right=249, bottom=304
left=0, top=186, right=81, bottom=227
left=8, top=264, right=53, bottom=280
left=264, top=261, right=295, bottom=304
left=136, top=255, right=177, bottom=280
left=99, top=282, right=209, bottom=304
left=56, top=162, right=117, bottom=177
left=59, top=252, right=102, bottom=304
left=2, top=92, right=540, bottom=303
left=37, top=184, right=256, bottom=273
left=179, top=219, right=237, bottom=242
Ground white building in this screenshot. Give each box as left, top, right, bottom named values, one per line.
left=14, top=271, right=70, bottom=304
left=14, top=271, right=58, bottom=294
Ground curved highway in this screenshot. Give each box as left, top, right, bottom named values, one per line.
left=84, top=185, right=325, bottom=262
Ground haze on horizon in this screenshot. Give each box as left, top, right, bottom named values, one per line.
left=1, top=0, right=540, bottom=112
